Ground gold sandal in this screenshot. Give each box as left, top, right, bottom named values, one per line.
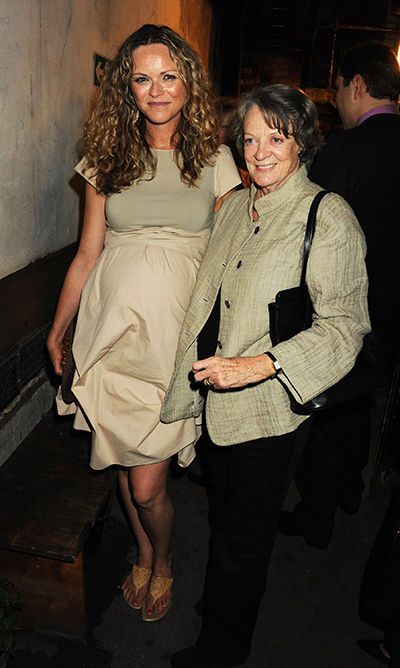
left=141, top=575, right=174, bottom=622
left=122, top=563, right=152, bottom=610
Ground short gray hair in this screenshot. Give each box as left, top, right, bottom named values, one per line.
left=234, top=84, right=322, bottom=165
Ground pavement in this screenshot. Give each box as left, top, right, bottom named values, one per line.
left=8, top=461, right=392, bottom=668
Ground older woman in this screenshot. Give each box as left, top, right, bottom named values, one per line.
left=161, top=84, right=370, bottom=667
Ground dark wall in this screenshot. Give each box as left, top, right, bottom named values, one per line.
left=0, top=246, right=75, bottom=410
left=212, top=0, right=400, bottom=94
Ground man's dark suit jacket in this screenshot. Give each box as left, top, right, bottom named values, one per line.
left=309, top=113, right=400, bottom=374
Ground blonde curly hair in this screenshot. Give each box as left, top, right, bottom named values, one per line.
left=81, top=24, right=219, bottom=195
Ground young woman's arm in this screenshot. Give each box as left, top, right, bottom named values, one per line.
left=47, top=183, right=107, bottom=375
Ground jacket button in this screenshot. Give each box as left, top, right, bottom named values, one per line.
left=254, top=226, right=260, bottom=234
left=236, top=260, right=242, bottom=268
left=217, top=340, right=222, bottom=349
left=224, top=300, right=231, bottom=308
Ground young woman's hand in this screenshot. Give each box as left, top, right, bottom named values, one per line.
left=46, top=331, right=65, bottom=376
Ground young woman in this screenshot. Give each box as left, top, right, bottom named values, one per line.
left=47, top=24, right=240, bottom=623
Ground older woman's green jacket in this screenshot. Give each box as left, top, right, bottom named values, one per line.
left=161, top=166, right=370, bottom=446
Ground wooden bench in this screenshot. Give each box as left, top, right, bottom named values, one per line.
left=0, top=411, right=116, bottom=641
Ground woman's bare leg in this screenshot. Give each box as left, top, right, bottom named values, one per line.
left=119, top=469, right=153, bottom=607
left=119, top=460, right=174, bottom=613
left=119, top=468, right=154, bottom=567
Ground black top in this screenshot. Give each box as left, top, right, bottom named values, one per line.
left=309, top=113, right=400, bottom=373
left=197, top=290, right=221, bottom=361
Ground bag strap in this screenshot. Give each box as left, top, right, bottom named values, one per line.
left=300, top=190, right=330, bottom=286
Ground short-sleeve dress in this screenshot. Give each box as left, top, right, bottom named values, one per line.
left=57, top=146, right=241, bottom=470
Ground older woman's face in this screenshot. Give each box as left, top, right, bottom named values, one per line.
left=243, top=105, right=301, bottom=192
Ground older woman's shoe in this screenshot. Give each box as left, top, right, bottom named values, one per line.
left=170, top=645, right=244, bottom=667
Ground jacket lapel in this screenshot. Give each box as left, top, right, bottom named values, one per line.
left=175, top=202, right=252, bottom=359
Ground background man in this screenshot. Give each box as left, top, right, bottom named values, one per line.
left=280, top=42, right=400, bottom=549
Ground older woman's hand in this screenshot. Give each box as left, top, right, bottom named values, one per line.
left=192, top=354, right=276, bottom=390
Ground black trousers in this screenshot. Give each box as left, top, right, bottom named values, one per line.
left=293, top=397, right=370, bottom=544
left=360, top=484, right=400, bottom=667
left=196, top=421, right=310, bottom=664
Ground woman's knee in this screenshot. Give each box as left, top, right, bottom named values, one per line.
left=128, top=472, right=167, bottom=509
left=118, top=467, right=129, bottom=483
left=118, top=468, right=130, bottom=495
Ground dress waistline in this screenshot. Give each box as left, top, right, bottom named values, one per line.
left=104, top=226, right=211, bottom=249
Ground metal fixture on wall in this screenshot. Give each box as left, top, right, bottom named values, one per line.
left=327, top=23, right=400, bottom=87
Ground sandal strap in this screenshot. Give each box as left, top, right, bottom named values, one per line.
left=148, top=575, right=174, bottom=604
left=131, top=564, right=152, bottom=590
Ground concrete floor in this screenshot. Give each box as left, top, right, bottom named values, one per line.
left=9, top=461, right=392, bottom=668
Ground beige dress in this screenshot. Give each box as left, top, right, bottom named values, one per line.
left=57, top=146, right=241, bottom=470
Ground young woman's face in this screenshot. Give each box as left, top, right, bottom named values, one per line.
left=131, top=44, right=187, bottom=130
left=243, top=105, right=301, bottom=193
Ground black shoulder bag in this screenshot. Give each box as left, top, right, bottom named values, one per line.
left=268, top=190, right=383, bottom=415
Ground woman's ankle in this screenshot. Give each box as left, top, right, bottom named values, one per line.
left=152, top=555, right=173, bottom=577
left=136, top=549, right=153, bottom=570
